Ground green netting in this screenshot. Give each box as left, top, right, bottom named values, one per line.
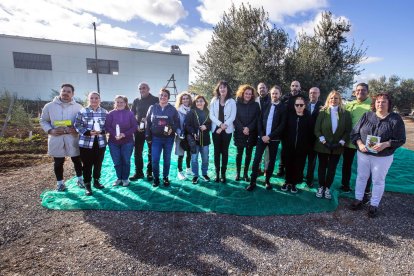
left=40, top=143, right=414, bottom=216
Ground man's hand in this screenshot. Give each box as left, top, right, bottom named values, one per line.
left=262, top=136, right=270, bottom=143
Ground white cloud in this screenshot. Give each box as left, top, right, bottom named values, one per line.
left=289, top=11, right=350, bottom=37
left=360, top=56, right=383, bottom=64
left=162, top=26, right=191, bottom=41
left=197, top=0, right=327, bottom=25
left=354, top=73, right=381, bottom=86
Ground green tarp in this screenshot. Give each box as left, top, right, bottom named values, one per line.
left=41, top=145, right=414, bottom=216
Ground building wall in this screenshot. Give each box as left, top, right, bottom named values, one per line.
left=0, top=35, right=189, bottom=101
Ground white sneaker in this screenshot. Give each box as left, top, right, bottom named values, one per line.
left=113, top=180, right=122, bottom=186
left=56, top=181, right=66, bottom=192
left=177, top=171, right=186, bottom=180
left=324, top=188, right=332, bottom=199
left=186, top=168, right=193, bottom=176
left=316, top=187, right=324, bottom=198
left=122, top=180, right=130, bottom=187
left=77, top=179, right=85, bottom=189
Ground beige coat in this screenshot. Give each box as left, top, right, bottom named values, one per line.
left=40, top=97, right=83, bottom=157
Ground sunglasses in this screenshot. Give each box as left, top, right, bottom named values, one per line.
left=295, top=104, right=305, bottom=107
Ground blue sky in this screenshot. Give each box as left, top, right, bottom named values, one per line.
left=1, top=0, right=413, bottom=87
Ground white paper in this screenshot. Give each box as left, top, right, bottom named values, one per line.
left=116, top=124, right=120, bottom=137
left=366, top=135, right=381, bottom=153
left=93, top=121, right=101, bottom=132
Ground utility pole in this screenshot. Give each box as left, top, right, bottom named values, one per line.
left=92, top=22, right=100, bottom=94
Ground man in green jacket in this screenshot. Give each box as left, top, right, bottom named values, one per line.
left=340, top=83, right=372, bottom=199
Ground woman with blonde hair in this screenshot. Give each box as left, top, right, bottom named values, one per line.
left=104, top=95, right=137, bottom=187
left=174, top=91, right=193, bottom=180
left=233, top=84, right=260, bottom=181
left=314, top=90, right=351, bottom=199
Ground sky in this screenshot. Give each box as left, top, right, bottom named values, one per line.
left=1, top=0, right=413, bottom=89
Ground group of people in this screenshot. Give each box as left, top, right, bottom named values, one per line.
left=40, top=80, right=406, bottom=217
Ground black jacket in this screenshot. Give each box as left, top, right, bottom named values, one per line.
left=185, top=108, right=212, bottom=146
left=131, top=94, right=159, bottom=123
left=284, top=111, right=314, bottom=154
left=234, top=99, right=260, bottom=147
left=258, top=102, right=287, bottom=141
left=257, top=94, right=271, bottom=112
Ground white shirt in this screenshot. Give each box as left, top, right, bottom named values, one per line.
left=330, top=106, right=339, bottom=134
left=266, top=103, right=278, bottom=136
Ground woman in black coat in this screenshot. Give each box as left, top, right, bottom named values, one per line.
left=233, top=84, right=261, bottom=181
left=281, top=96, right=314, bottom=193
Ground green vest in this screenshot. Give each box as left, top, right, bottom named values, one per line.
left=345, top=97, right=372, bottom=148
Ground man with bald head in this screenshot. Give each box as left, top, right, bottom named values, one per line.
left=277, top=80, right=308, bottom=177
left=256, top=82, right=271, bottom=175
left=130, top=82, right=159, bottom=181
left=305, top=87, right=323, bottom=187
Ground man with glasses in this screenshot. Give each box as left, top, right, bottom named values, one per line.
left=341, top=83, right=372, bottom=200
left=305, top=87, right=323, bottom=187
left=130, top=82, right=159, bottom=181
left=277, top=80, right=308, bottom=177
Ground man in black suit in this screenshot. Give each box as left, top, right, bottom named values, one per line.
left=246, top=85, right=287, bottom=191
left=305, top=87, right=323, bottom=187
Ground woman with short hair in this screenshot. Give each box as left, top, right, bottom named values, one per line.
left=74, top=91, right=108, bottom=195
left=105, top=95, right=137, bottom=187
left=350, top=93, right=406, bottom=217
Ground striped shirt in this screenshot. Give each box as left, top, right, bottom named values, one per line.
left=74, top=106, right=108, bottom=149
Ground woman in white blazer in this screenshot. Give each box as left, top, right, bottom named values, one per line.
left=209, top=80, right=237, bottom=183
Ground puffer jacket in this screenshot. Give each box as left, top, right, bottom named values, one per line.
left=40, top=96, right=83, bottom=157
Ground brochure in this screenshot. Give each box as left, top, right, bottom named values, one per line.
left=366, top=135, right=381, bottom=153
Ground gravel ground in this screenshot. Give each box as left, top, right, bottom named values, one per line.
left=1, top=118, right=413, bottom=275
left=1, top=161, right=413, bottom=275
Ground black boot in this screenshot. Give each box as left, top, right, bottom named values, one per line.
left=243, top=168, right=250, bottom=182
left=235, top=170, right=241, bottom=181
left=220, top=169, right=226, bottom=183
left=214, top=169, right=220, bottom=183
left=93, top=179, right=104, bottom=189
left=85, top=182, right=93, bottom=196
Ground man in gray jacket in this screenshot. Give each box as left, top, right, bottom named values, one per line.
left=40, top=83, right=83, bottom=191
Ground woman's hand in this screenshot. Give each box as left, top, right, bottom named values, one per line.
left=243, top=127, right=249, bottom=135
left=116, top=133, right=125, bottom=140
left=357, top=139, right=368, bottom=153
left=372, top=141, right=391, bottom=152
left=200, top=125, right=207, bottom=131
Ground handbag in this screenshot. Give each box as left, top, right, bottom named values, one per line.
left=180, top=137, right=190, bottom=151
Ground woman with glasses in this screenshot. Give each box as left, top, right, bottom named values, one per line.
left=174, top=91, right=193, bottom=180
left=146, top=88, right=180, bottom=187
left=280, top=97, right=314, bottom=193
left=314, top=90, right=351, bottom=199
left=185, top=95, right=212, bottom=184
left=209, top=80, right=237, bottom=183
left=105, top=95, right=137, bottom=187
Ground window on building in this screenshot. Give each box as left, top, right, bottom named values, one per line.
left=86, top=58, right=119, bottom=75
left=13, top=52, right=52, bottom=70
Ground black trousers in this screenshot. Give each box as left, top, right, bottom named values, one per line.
left=177, top=150, right=191, bottom=171
left=79, top=141, right=106, bottom=183
left=236, top=145, right=254, bottom=176
left=53, top=156, right=82, bottom=181
left=212, top=130, right=232, bottom=175
left=342, top=147, right=371, bottom=192
left=251, top=140, right=280, bottom=183
left=286, top=150, right=307, bottom=186
left=317, top=152, right=341, bottom=188
left=134, top=131, right=152, bottom=175
left=306, top=149, right=318, bottom=183
left=278, top=140, right=286, bottom=172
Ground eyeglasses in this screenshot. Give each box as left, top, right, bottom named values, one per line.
left=295, top=104, right=305, bottom=107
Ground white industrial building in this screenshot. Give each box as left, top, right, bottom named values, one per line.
left=0, top=34, right=190, bottom=101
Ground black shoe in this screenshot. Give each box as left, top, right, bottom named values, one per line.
left=202, top=175, right=211, bottom=182
left=276, top=170, right=285, bottom=177
left=340, top=185, right=352, bottom=193
left=153, top=178, right=160, bottom=187
left=246, top=183, right=256, bottom=191
left=350, top=200, right=363, bottom=211
left=85, top=183, right=93, bottom=196
left=235, top=175, right=241, bottom=181
left=163, top=177, right=170, bottom=186
left=281, top=183, right=289, bottom=191
left=147, top=174, right=154, bottom=181
left=129, top=173, right=144, bottom=181
left=306, top=180, right=314, bottom=188
left=290, top=185, right=298, bottom=193
left=368, top=205, right=378, bottom=218
left=93, top=180, right=104, bottom=189
left=214, top=176, right=220, bottom=183
left=265, top=180, right=272, bottom=190
left=192, top=176, right=199, bottom=184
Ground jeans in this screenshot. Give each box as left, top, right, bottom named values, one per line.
left=151, top=136, right=174, bottom=178
left=108, top=142, right=134, bottom=181
left=250, top=139, right=280, bottom=183
left=191, top=145, right=209, bottom=176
